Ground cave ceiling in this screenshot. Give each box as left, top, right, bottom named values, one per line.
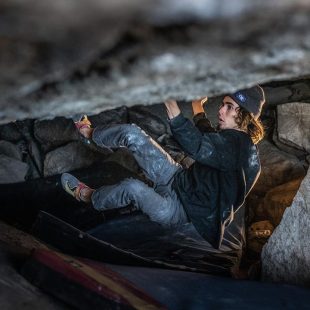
left=1, top=0, right=310, bottom=124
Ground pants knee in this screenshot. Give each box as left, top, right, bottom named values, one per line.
left=120, top=178, right=147, bottom=195
left=124, top=124, right=147, bottom=147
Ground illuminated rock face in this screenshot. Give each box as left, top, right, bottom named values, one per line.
left=1, top=1, right=310, bottom=123
left=261, top=167, right=310, bottom=286
left=254, top=140, right=305, bottom=194
left=277, top=102, right=310, bottom=153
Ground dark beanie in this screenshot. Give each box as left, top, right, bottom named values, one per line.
left=230, top=85, right=265, bottom=119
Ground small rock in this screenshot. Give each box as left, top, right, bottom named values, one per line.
left=34, top=117, right=77, bottom=153
left=89, top=106, right=128, bottom=127
left=254, top=140, right=306, bottom=194
left=0, top=140, right=23, bottom=161
left=277, top=102, right=310, bottom=153
left=43, top=141, right=105, bottom=177
left=272, top=126, right=306, bottom=158
left=247, top=220, right=274, bottom=254
left=0, top=154, right=28, bottom=184
left=0, top=122, right=23, bottom=142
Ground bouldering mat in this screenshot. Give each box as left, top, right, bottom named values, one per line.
left=32, top=211, right=240, bottom=276
left=22, top=248, right=310, bottom=310
left=21, top=248, right=165, bottom=310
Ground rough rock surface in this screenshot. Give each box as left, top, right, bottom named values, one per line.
left=0, top=155, right=29, bottom=184
left=263, top=178, right=304, bottom=227
left=0, top=140, right=23, bottom=161
left=277, top=102, right=310, bottom=153
left=128, top=105, right=168, bottom=139
left=43, top=141, right=105, bottom=177
left=34, top=117, right=78, bottom=153
left=0, top=140, right=30, bottom=183
left=0, top=1, right=310, bottom=306
left=1, top=4, right=310, bottom=123
left=247, top=220, right=274, bottom=254
left=261, top=167, right=310, bottom=286
left=253, top=140, right=306, bottom=194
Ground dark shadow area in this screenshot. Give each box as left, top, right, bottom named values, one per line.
left=0, top=161, right=139, bottom=231
left=0, top=159, right=240, bottom=277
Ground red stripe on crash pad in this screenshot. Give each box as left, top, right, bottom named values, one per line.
left=31, top=249, right=165, bottom=310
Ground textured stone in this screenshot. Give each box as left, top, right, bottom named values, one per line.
left=34, top=117, right=77, bottom=153
left=0, top=155, right=28, bottom=184
left=6, top=119, right=43, bottom=179
left=43, top=141, right=105, bottom=177
left=264, top=86, right=293, bottom=107
left=247, top=220, right=274, bottom=254
left=0, top=122, right=23, bottom=142
left=2, top=6, right=310, bottom=123
left=24, top=139, right=44, bottom=179
left=264, top=82, right=310, bottom=106
left=272, top=126, right=306, bottom=158
left=89, top=106, right=128, bottom=127
left=0, top=140, right=23, bottom=161
left=0, top=140, right=30, bottom=183
left=261, top=168, right=310, bottom=286
left=253, top=140, right=306, bottom=194
left=128, top=105, right=168, bottom=139
left=277, top=102, right=310, bottom=153
left=263, top=178, right=304, bottom=227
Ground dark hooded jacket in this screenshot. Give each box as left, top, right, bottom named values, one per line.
left=170, top=113, right=261, bottom=249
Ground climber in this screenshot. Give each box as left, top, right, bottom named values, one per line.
left=61, top=85, right=265, bottom=249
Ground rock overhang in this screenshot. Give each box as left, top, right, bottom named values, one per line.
left=1, top=4, right=310, bottom=123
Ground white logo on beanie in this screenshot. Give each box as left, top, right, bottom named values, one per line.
left=236, top=92, right=246, bottom=102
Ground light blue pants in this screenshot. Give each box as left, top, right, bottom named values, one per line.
left=91, top=124, right=188, bottom=226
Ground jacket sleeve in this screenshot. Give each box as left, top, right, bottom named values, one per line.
left=169, top=113, right=236, bottom=170
left=193, top=112, right=217, bottom=133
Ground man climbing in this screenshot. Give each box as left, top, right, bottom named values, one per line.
left=61, top=85, right=265, bottom=250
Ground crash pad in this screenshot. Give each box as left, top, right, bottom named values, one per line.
left=22, top=248, right=165, bottom=309
left=33, top=211, right=238, bottom=276
left=22, top=248, right=310, bottom=310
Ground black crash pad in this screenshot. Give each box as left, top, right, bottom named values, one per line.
left=33, top=211, right=239, bottom=276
